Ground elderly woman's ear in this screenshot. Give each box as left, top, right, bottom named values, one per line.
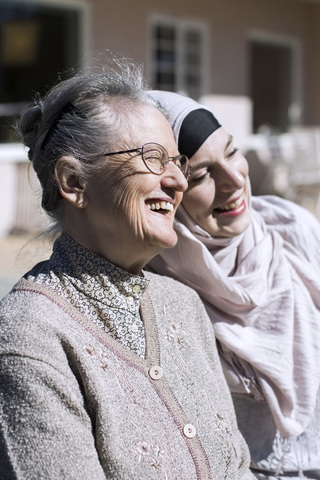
left=55, top=157, right=88, bottom=209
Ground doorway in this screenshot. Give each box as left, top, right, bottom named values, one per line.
left=250, top=39, right=295, bottom=133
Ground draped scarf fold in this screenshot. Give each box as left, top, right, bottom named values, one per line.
left=148, top=195, right=320, bottom=438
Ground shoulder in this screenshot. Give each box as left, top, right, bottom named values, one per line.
left=1, top=282, right=58, bottom=321
left=1, top=279, right=65, bottom=319
left=252, top=195, right=320, bottom=229
left=144, top=270, right=201, bottom=302
left=251, top=195, right=320, bottom=259
left=144, top=270, right=214, bottom=340
left=0, top=280, right=72, bottom=357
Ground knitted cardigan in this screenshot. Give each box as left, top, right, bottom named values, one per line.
left=0, top=272, right=253, bottom=480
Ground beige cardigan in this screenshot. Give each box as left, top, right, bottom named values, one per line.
left=0, top=272, right=254, bottom=479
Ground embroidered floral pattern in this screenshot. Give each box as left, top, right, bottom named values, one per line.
left=26, top=233, right=149, bottom=357
left=165, top=322, right=187, bottom=349
left=212, top=412, right=238, bottom=473
left=84, top=344, right=109, bottom=370
left=132, top=441, right=165, bottom=470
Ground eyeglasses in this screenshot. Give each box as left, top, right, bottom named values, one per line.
left=102, top=142, right=190, bottom=179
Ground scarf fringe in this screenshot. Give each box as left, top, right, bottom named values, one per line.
left=255, top=394, right=320, bottom=478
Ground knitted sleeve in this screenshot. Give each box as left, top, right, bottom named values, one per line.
left=0, top=290, right=106, bottom=480
left=0, top=353, right=106, bottom=480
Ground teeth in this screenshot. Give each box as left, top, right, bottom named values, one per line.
left=220, top=197, right=242, bottom=211
left=147, top=201, right=173, bottom=212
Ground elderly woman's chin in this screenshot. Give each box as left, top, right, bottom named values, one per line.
left=154, top=231, right=178, bottom=251
left=144, top=216, right=178, bottom=253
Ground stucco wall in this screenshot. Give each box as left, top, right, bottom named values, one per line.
left=84, top=0, right=319, bottom=124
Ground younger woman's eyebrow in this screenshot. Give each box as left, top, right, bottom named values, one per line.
left=189, top=134, right=234, bottom=174
left=225, top=134, right=234, bottom=151
left=188, top=159, right=211, bottom=173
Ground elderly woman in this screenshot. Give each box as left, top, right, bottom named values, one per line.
left=148, top=91, right=320, bottom=480
left=0, top=61, right=254, bottom=479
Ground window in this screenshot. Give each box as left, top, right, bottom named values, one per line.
left=0, top=0, right=84, bottom=142
left=150, top=15, right=207, bottom=100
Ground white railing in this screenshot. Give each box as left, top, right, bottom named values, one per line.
left=0, top=143, right=48, bottom=237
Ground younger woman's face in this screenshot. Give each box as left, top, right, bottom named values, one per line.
left=181, top=127, right=251, bottom=238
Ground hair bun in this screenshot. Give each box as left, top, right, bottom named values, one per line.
left=18, top=104, right=43, bottom=160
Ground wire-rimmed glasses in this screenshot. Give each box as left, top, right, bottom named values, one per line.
left=102, top=142, right=190, bottom=179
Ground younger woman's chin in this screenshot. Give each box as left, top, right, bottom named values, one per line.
left=222, top=217, right=252, bottom=237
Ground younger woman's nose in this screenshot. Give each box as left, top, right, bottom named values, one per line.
left=216, top=165, right=245, bottom=192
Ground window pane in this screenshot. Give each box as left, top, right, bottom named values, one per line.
left=151, top=18, right=205, bottom=98
left=152, top=24, right=176, bottom=91
left=183, top=28, right=202, bottom=98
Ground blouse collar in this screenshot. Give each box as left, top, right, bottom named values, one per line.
left=49, top=233, right=149, bottom=313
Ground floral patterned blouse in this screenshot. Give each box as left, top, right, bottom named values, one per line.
left=26, top=233, right=149, bottom=357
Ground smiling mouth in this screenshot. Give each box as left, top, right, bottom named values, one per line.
left=215, top=196, right=244, bottom=212
left=146, top=201, right=174, bottom=214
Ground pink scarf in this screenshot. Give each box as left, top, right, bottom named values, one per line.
left=148, top=195, right=320, bottom=438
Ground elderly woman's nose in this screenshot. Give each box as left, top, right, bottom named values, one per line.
left=162, top=162, right=188, bottom=191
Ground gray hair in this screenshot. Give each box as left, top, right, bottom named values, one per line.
left=18, top=56, right=158, bottom=230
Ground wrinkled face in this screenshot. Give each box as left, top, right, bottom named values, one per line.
left=83, top=105, right=188, bottom=272
left=181, top=127, right=251, bottom=238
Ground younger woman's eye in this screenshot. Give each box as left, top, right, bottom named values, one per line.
left=227, top=147, right=239, bottom=158
left=189, top=169, right=209, bottom=185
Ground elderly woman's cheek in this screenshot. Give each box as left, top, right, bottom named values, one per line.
left=113, top=181, right=145, bottom=237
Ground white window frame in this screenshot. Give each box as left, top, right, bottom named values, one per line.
left=148, top=14, right=209, bottom=99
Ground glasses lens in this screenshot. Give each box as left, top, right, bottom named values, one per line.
left=142, top=143, right=167, bottom=174
left=175, top=155, right=189, bottom=177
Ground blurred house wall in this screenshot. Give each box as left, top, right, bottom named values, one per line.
left=86, top=0, right=320, bottom=126
left=2, top=0, right=320, bottom=237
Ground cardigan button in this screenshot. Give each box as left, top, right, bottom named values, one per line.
left=183, top=424, right=197, bottom=438
left=149, top=365, right=163, bottom=380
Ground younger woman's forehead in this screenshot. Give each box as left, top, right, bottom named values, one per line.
left=190, top=128, right=232, bottom=161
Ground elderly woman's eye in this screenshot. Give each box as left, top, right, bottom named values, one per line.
left=143, top=148, right=162, bottom=164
